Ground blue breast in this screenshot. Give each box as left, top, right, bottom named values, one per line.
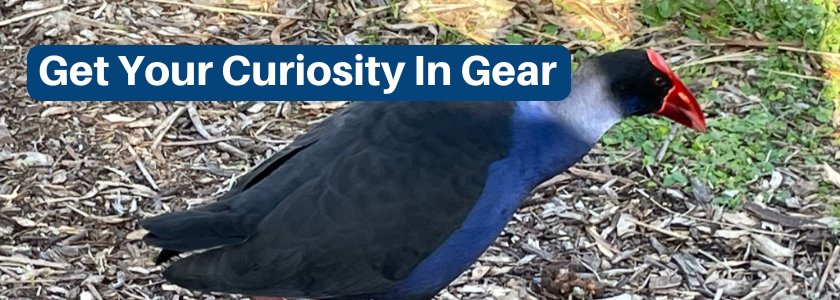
left=385, top=102, right=594, bottom=298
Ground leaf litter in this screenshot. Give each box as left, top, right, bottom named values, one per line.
left=1, top=0, right=839, bottom=299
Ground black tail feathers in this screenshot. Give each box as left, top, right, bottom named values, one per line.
left=139, top=206, right=261, bottom=263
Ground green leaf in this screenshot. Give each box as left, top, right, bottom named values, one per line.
left=602, top=135, right=619, bottom=145
left=640, top=0, right=665, bottom=26
left=541, top=24, right=558, bottom=35
left=506, top=32, right=523, bottom=44
left=671, top=172, right=688, bottom=184
left=657, top=0, right=679, bottom=18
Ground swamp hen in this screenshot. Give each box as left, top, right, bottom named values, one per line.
left=140, top=48, right=706, bottom=300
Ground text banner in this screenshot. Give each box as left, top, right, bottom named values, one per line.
left=27, top=45, right=572, bottom=101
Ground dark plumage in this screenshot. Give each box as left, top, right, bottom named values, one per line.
left=139, top=48, right=706, bottom=300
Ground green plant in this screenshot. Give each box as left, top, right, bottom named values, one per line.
left=641, top=0, right=833, bottom=50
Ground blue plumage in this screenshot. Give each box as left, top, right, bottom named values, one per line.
left=388, top=102, right=595, bottom=298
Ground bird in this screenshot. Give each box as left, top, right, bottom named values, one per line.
left=138, top=48, right=706, bottom=300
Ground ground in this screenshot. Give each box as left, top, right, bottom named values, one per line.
left=1, top=0, right=840, bottom=299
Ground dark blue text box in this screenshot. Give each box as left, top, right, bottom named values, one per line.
left=27, top=45, right=571, bottom=101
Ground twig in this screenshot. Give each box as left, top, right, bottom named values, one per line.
left=151, top=106, right=187, bottom=153
left=0, top=255, right=69, bottom=269
left=674, top=51, right=763, bottom=70
left=777, top=45, right=840, bottom=59
left=43, top=187, right=99, bottom=204
left=586, top=226, right=618, bottom=258
left=579, top=261, right=603, bottom=282
left=517, top=26, right=568, bottom=44
left=576, top=151, right=638, bottom=167
left=142, top=0, right=319, bottom=20
left=636, top=188, right=798, bottom=238
left=186, top=103, right=212, bottom=140
left=701, top=29, right=802, bottom=48
left=656, top=123, right=679, bottom=163
left=185, top=103, right=250, bottom=160
left=628, top=218, right=689, bottom=240
left=713, top=288, right=723, bottom=300
left=217, top=142, right=250, bottom=160
left=759, top=68, right=829, bottom=82
left=86, top=283, right=104, bottom=300
left=65, top=205, right=132, bottom=223
left=818, top=245, right=840, bottom=293
left=270, top=18, right=298, bottom=45
left=56, top=10, right=123, bottom=30
left=569, top=167, right=634, bottom=185
left=0, top=5, right=65, bottom=27
left=696, top=249, right=733, bottom=273
left=681, top=41, right=840, bottom=59
left=533, top=174, right=573, bottom=191
left=161, top=136, right=250, bottom=146
left=756, top=254, right=805, bottom=278
left=0, top=185, right=21, bottom=201
left=125, top=142, right=160, bottom=191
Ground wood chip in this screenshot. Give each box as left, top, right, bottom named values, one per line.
left=722, top=212, right=758, bottom=227
left=125, top=229, right=148, bottom=241
left=751, top=234, right=794, bottom=260
left=648, top=274, right=682, bottom=289
left=40, top=106, right=71, bottom=117
left=616, top=214, right=636, bottom=238
left=713, top=229, right=750, bottom=239
left=0, top=255, right=70, bottom=269
left=743, top=201, right=826, bottom=229
left=102, top=114, right=136, bottom=123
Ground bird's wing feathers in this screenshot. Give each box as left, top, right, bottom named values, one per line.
left=139, top=104, right=355, bottom=258
left=154, top=101, right=516, bottom=298
left=222, top=103, right=359, bottom=199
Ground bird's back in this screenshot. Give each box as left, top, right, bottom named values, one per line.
left=141, top=101, right=519, bottom=299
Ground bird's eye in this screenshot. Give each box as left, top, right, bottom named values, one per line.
left=654, top=76, right=667, bottom=86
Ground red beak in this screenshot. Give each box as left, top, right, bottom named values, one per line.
left=647, top=49, right=707, bottom=132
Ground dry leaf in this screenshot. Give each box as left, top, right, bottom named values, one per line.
left=616, top=213, right=636, bottom=238
left=722, top=212, right=758, bottom=227
left=301, top=101, right=349, bottom=110
left=470, top=266, right=492, bottom=280
left=128, top=266, right=150, bottom=275
left=12, top=217, right=36, bottom=227
left=769, top=171, right=782, bottom=192
left=79, top=291, right=93, bottom=300
left=550, top=0, right=634, bottom=42
left=0, top=125, right=13, bottom=144
left=41, top=106, right=71, bottom=117
left=648, top=275, right=682, bottom=289
left=127, top=118, right=155, bottom=128
left=102, top=114, right=137, bottom=123
left=823, top=163, right=840, bottom=188
left=247, top=102, right=267, bottom=113
left=125, top=229, right=148, bottom=241
left=713, top=229, right=749, bottom=239
left=12, top=152, right=54, bottom=168
left=161, top=284, right=182, bottom=292
left=402, top=0, right=516, bottom=44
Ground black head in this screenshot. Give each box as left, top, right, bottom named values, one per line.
left=590, top=49, right=674, bottom=116
left=586, top=48, right=707, bottom=132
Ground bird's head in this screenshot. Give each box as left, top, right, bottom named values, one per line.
left=591, top=48, right=707, bottom=132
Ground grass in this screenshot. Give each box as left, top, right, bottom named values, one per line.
left=356, top=0, right=840, bottom=214
left=516, top=0, right=840, bottom=211
left=603, top=0, right=840, bottom=210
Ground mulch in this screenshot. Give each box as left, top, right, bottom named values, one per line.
left=1, top=0, right=839, bottom=299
